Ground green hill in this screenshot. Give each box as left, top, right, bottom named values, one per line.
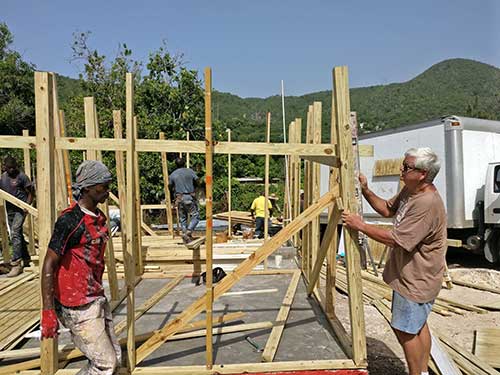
left=55, top=58, right=500, bottom=142
left=212, top=58, right=500, bottom=141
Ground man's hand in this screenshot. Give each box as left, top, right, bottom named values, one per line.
left=341, top=211, right=366, bottom=232
left=41, top=309, right=59, bottom=338
left=358, top=173, right=368, bottom=191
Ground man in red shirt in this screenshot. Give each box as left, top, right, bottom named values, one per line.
left=41, top=160, right=121, bottom=374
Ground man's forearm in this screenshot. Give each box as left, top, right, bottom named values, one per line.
left=41, top=259, right=56, bottom=310
left=362, top=188, right=392, bottom=218
left=359, top=222, right=396, bottom=247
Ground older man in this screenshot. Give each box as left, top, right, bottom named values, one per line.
left=41, top=160, right=121, bottom=375
left=342, top=147, right=447, bottom=375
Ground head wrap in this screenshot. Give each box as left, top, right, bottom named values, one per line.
left=72, top=160, right=112, bottom=200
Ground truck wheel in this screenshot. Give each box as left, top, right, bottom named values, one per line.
left=484, top=228, right=500, bottom=263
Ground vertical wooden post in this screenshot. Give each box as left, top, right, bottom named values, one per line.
left=326, top=79, right=339, bottom=317
left=159, top=132, right=175, bottom=238
left=124, top=72, right=137, bottom=371
left=50, top=74, right=68, bottom=212
left=0, top=199, right=10, bottom=262
left=204, top=67, right=214, bottom=369
left=57, top=111, right=73, bottom=202
left=85, top=104, right=119, bottom=302
left=186, top=131, right=190, bottom=168
left=22, top=129, right=36, bottom=256
left=302, top=105, right=314, bottom=280
left=293, top=119, right=302, bottom=248
left=133, top=116, right=143, bottom=275
left=264, top=112, right=271, bottom=243
left=113, top=110, right=128, bottom=256
left=333, top=66, right=367, bottom=365
left=36, top=72, right=58, bottom=374
left=226, top=129, right=232, bottom=236
left=311, top=102, right=322, bottom=290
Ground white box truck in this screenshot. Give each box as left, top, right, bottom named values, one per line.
left=320, top=115, right=500, bottom=263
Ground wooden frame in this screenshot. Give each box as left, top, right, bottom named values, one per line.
left=1, top=66, right=369, bottom=374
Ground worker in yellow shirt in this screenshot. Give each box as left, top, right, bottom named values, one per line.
left=250, top=192, right=273, bottom=238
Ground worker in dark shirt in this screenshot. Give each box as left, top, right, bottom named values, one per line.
left=41, top=160, right=121, bottom=374
left=169, top=157, right=200, bottom=243
left=0, top=156, right=34, bottom=277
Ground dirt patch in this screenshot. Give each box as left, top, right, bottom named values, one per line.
left=334, top=264, right=500, bottom=375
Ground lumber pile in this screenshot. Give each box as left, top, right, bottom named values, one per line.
left=332, top=266, right=488, bottom=316
left=214, top=211, right=255, bottom=227
left=0, top=273, right=40, bottom=350
left=473, top=328, right=500, bottom=369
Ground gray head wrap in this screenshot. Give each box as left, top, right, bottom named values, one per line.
left=72, top=160, right=112, bottom=200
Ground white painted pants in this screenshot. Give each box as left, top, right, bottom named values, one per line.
left=57, top=297, right=121, bottom=375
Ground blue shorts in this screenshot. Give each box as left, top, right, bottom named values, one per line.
left=391, top=291, right=433, bottom=334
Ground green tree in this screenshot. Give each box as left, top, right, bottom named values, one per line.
left=0, top=22, right=35, bottom=136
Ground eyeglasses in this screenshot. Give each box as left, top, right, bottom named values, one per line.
left=401, top=163, right=422, bottom=173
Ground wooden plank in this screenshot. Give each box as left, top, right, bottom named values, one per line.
left=300, top=155, right=340, bottom=167
left=204, top=66, right=214, bottom=369
left=358, top=144, right=374, bottom=157
left=124, top=72, right=137, bottom=371
left=227, top=129, right=232, bottom=236
left=54, top=137, right=337, bottom=156
left=333, top=65, right=367, bottom=366
left=474, top=328, right=500, bottom=368
left=135, top=190, right=335, bottom=364
left=311, top=102, right=322, bottom=290
left=133, top=116, right=144, bottom=274
left=0, top=199, right=10, bottom=262
left=159, top=132, right=174, bottom=238
left=264, top=111, right=271, bottom=245
left=430, top=332, right=462, bottom=375
left=35, top=71, right=58, bottom=374
left=113, top=111, right=128, bottom=260
left=307, top=198, right=342, bottom=295
left=293, top=119, right=302, bottom=248
left=57, top=111, right=73, bottom=202
left=373, top=158, right=404, bottom=176
left=261, top=270, right=301, bottom=362
left=22, top=129, right=36, bottom=256
left=0, top=189, right=38, bottom=217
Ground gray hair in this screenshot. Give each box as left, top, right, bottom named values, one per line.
left=405, top=147, right=440, bottom=183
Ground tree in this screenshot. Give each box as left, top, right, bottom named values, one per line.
left=0, top=22, right=35, bottom=136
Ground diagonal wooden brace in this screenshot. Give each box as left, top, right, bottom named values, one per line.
left=135, top=190, right=337, bottom=364
left=307, top=197, right=344, bottom=295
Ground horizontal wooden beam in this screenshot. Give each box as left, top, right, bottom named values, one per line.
left=0, top=136, right=36, bottom=149
left=300, top=155, right=341, bottom=167
left=54, top=137, right=336, bottom=156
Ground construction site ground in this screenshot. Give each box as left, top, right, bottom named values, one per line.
left=332, top=248, right=500, bottom=375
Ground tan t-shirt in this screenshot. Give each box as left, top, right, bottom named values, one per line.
left=382, top=187, right=447, bottom=303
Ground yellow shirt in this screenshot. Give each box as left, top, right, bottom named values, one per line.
left=250, top=196, right=273, bottom=218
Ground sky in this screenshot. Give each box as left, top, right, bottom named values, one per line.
left=3, top=0, right=500, bottom=98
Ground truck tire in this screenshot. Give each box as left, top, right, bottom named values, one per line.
left=484, top=228, right=500, bottom=263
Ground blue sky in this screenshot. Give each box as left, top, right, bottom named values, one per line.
left=3, top=0, right=499, bottom=98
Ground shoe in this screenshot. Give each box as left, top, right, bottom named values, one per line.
left=7, top=261, right=23, bottom=278
left=182, top=234, right=190, bottom=244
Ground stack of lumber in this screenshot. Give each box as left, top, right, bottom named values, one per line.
left=214, top=211, right=255, bottom=227
left=111, top=235, right=264, bottom=276
left=332, top=266, right=488, bottom=316
left=0, top=273, right=40, bottom=350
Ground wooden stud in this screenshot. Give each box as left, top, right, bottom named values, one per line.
left=135, top=190, right=335, bottom=364
left=0, top=189, right=38, bottom=217
left=35, top=71, right=58, bottom=374
left=159, top=132, right=174, bottom=238
left=84, top=97, right=98, bottom=161
left=0, top=199, right=10, bottom=262
left=311, top=102, right=322, bottom=291
left=113, top=111, right=128, bottom=257
left=326, top=84, right=340, bottom=317
left=293, top=119, right=302, bottom=248
left=134, top=116, right=144, bottom=274
left=264, top=112, right=271, bottom=243
left=124, top=72, right=137, bottom=371
left=226, top=129, right=232, bottom=236
left=57, top=111, right=73, bottom=202
left=261, top=270, right=301, bottom=362
left=204, top=67, right=214, bottom=369
left=333, top=65, right=367, bottom=366
left=22, top=130, right=36, bottom=256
